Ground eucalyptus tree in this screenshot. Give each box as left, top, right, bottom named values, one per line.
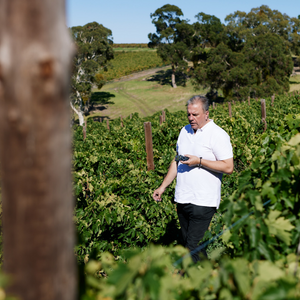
left=192, top=33, right=293, bottom=100
left=71, top=22, right=114, bottom=125
left=148, top=4, right=191, bottom=88
left=190, top=13, right=225, bottom=69
left=225, top=5, right=300, bottom=54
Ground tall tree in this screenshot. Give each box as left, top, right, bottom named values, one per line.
left=71, top=22, right=114, bottom=125
left=148, top=4, right=190, bottom=88
left=289, top=17, right=300, bottom=56
left=190, top=13, right=225, bottom=69
left=192, top=33, right=293, bottom=99
left=194, top=13, right=225, bottom=48
left=225, top=5, right=300, bottom=54
left=0, top=0, right=76, bottom=299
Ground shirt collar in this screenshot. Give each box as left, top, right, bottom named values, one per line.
left=191, top=119, right=213, bottom=134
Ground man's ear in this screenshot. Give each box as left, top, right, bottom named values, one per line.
left=206, top=110, right=209, bottom=120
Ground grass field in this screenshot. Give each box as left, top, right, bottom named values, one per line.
left=85, top=49, right=300, bottom=121
left=85, top=69, right=300, bottom=121
left=289, top=74, right=300, bottom=92
left=89, top=68, right=208, bottom=120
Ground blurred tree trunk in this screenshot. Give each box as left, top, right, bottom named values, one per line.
left=171, top=64, right=177, bottom=88
left=0, top=1, right=76, bottom=300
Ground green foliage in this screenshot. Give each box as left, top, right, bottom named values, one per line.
left=73, top=94, right=300, bottom=261
left=194, top=13, right=225, bottom=48
left=0, top=269, right=19, bottom=300
left=70, top=22, right=114, bottom=110
left=192, top=34, right=293, bottom=99
left=73, top=93, right=300, bottom=299
left=145, top=4, right=297, bottom=98
left=73, top=111, right=184, bottom=259
left=225, top=5, right=300, bottom=55
left=148, top=4, right=190, bottom=87
left=82, top=245, right=300, bottom=300
left=113, top=43, right=149, bottom=49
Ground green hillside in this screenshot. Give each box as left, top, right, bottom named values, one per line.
left=87, top=71, right=300, bottom=121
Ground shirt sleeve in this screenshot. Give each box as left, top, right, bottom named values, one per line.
left=212, top=128, right=233, bottom=161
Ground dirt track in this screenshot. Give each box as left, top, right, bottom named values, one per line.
left=112, top=65, right=170, bottom=82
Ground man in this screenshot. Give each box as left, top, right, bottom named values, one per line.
left=152, top=95, right=233, bottom=262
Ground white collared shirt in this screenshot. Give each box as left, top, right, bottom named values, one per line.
left=175, top=120, right=233, bottom=208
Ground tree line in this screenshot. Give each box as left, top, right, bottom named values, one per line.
left=69, top=5, right=300, bottom=124
left=148, top=4, right=300, bottom=98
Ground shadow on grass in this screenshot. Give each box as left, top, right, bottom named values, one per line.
left=92, top=116, right=110, bottom=122
left=289, top=80, right=300, bottom=85
left=89, top=92, right=115, bottom=112
left=146, top=69, right=188, bottom=87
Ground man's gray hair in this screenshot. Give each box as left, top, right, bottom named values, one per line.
left=187, top=95, right=209, bottom=112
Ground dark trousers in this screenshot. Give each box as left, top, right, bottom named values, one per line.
left=177, top=203, right=216, bottom=263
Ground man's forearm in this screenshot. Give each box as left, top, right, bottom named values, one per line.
left=200, top=157, right=233, bottom=174
left=181, top=155, right=234, bottom=174
left=160, top=160, right=177, bottom=189
left=153, top=159, right=177, bottom=201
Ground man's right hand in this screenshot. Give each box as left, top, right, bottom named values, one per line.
left=152, top=187, right=165, bottom=202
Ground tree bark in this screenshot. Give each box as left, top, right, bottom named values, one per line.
left=171, top=64, right=177, bottom=88
left=0, top=1, right=76, bottom=300
left=70, top=100, right=85, bottom=126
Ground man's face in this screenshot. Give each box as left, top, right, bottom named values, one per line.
left=187, top=102, right=209, bottom=131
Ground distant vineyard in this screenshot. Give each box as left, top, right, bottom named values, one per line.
left=113, top=43, right=149, bottom=48
left=99, top=51, right=166, bottom=81
left=74, top=94, right=300, bottom=299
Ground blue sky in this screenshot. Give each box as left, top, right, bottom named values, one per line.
left=66, top=0, right=300, bottom=43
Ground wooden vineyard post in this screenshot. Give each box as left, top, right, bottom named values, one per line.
left=162, top=110, right=166, bottom=122
left=106, top=119, right=110, bottom=131
left=0, top=1, right=76, bottom=300
left=232, top=100, right=235, bottom=105
left=213, top=102, right=215, bottom=109
left=248, top=96, right=250, bottom=106
left=271, top=94, right=275, bottom=106
left=261, top=99, right=267, bottom=132
left=144, top=122, right=155, bottom=171
left=228, top=102, right=232, bottom=118
left=130, top=113, right=132, bottom=119
left=120, top=116, right=123, bottom=128
left=159, top=115, right=163, bottom=125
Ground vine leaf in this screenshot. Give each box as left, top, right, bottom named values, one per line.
left=265, top=211, right=294, bottom=245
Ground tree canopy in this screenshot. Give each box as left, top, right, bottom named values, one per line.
left=225, top=5, right=300, bottom=54
left=148, top=5, right=297, bottom=98
left=190, top=5, right=296, bottom=100
left=148, top=4, right=190, bottom=88
left=70, top=22, right=114, bottom=123
left=192, top=33, right=293, bottom=99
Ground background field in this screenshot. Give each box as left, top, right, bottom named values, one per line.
left=88, top=69, right=300, bottom=121
left=89, top=70, right=207, bottom=120
left=113, top=48, right=156, bottom=52
left=98, top=51, right=165, bottom=81
left=290, top=74, right=300, bottom=92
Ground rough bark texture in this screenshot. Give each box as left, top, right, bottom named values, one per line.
left=0, top=1, right=76, bottom=299
left=171, top=65, right=177, bottom=88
